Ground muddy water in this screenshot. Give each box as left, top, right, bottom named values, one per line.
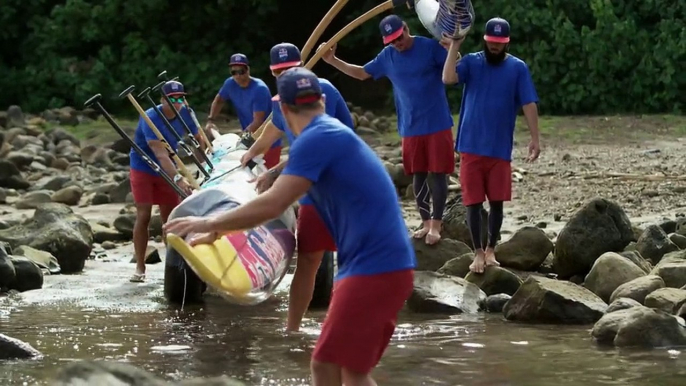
left=2, top=251, right=686, bottom=386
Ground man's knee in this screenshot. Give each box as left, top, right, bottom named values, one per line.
left=135, top=205, right=152, bottom=226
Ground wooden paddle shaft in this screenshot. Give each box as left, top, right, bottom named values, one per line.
left=300, top=0, right=350, bottom=61
left=189, top=106, right=214, bottom=153
left=125, top=94, right=201, bottom=189
left=251, top=0, right=394, bottom=144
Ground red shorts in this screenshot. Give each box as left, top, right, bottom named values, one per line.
left=401, top=128, right=455, bottom=174
left=263, top=145, right=282, bottom=169
left=129, top=169, right=182, bottom=206
left=297, top=204, right=336, bottom=254
left=312, top=269, right=414, bottom=374
left=459, top=152, right=512, bottom=206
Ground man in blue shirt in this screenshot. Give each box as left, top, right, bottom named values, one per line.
left=205, top=53, right=281, bottom=168
left=442, top=17, right=541, bottom=274
left=129, top=80, right=200, bottom=283
left=319, top=14, right=455, bottom=246
left=239, top=42, right=355, bottom=333
left=164, top=67, right=415, bottom=385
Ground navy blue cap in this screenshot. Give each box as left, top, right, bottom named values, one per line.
left=379, top=15, right=404, bottom=44
left=162, top=80, right=186, bottom=96
left=484, top=17, right=510, bottom=43
left=270, top=43, right=302, bottom=70
left=229, top=53, right=249, bottom=66
left=276, top=67, right=322, bottom=105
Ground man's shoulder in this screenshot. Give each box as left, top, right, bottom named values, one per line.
left=250, top=77, right=270, bottom=89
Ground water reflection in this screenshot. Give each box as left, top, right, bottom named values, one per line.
left=1, top=293, right=686, bottom=385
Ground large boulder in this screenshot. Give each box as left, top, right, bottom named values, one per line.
left=494, top=226, right=553, bottom=271
left=412, top=238, right=472, bottom=271
left=0, top=203, right=93, bottom=273
left=552, top=198, right=634, bottom=279
left=583, top=252, right=646, bottom=303
left=0, top=333, right=42, bottom=360
left=609, top=275, right=666, bottom=304
left=406, top=271, right=486, bottom=314
left=440, top=194, right=488, bottom=249
left=635, top=225, right=680, bottom=264
left=503, top=276, right=607, bottom=324
left=464, top=266, right=523, bottom=296
left=591, top=305, right=686, bottom=348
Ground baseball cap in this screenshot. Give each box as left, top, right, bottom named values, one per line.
left=484, top=17, right=510, bottom=43
left=229, top=53, right=249, bottom=66
left=162, top=80, right=186, bottom=96
left=270, top=43, right=302, bottom=70
left=379, top=14, right=404, bottom=44
left=276, top=67, right=322, bottom=105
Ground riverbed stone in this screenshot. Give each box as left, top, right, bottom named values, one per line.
left=606, top=297, right=642, bottom=313
left=644, top=288, right=686, bottom=314
left=484, top=293, right=511, bottom=313
left=618, top=250, right=652, bottom=273
left=494, top=226, right=553, bottom=271
left=635, top=225, right=680, bottom=264
left=649, top=252, right=686, bottom=288
left=407, top=271, right=486, bottom=314
left=440, top=194, right=488, bottom=249
left=609, top=274, right=666, bottom=304
left=591, top=305, right=686, bottom=348
left=503, top=276, right=608, bottom=324
left=8, top=256, right=43, bottom=292
left=464, top=266, right=523, bottom=296
left=0, top=333, right=42, bottom=360
left=0, top=243, right=16, bottom=291
left=583, top=252, right=646, bottom=303
left=436, top=252, right=473, bottom=278
left=0, top=203, right=93, bottom=273
left=552, top=198, right=634, bottom=279
left=412, top=238, right=472, bottom=271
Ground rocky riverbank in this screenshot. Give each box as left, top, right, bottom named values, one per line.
left=2, top=104, right=686, bottom=369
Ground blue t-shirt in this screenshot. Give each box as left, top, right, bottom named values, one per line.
left=272, top=77, right=355, bottom=205
left=282, top=114, right=416, bottom=280
left=454, top=53, right=539, bottom=161
left=363, top=36, right=453, bottom=138
left=218, top=76, right=280, bottom=148
left=130, top=105, right=199, bottom=175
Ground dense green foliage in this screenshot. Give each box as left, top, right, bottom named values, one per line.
left=1, top=0, right=684, bottom=116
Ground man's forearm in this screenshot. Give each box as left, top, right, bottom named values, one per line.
left=245, top=117, right=266, bottom=133
left=442, top=43, right=462, bottom=85
left=250, top=122, right=281, bottom=155
left=522, top=103, right=539, bottom=141
left=329, top=57, right=370, bottom=81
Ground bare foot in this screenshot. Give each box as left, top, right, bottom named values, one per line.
left=469, top=250, right=486, bottom=274
left=484, top=247, right=500, bottom=267
left=413, top=221, right=430, bottom=239
left=425, top=220, right=442, bottom=245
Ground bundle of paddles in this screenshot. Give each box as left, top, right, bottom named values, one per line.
left=82, top=0, right=476, bottom=305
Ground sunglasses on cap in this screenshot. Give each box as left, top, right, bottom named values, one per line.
left=231, top=68, right=247, bottom=75
left=168, top=96, right=185, bottom=103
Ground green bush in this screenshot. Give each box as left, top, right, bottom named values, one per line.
left=0, top=0, right=683, bottom=116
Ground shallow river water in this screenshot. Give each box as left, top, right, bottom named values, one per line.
left=1, top=253, right=686, bottom=386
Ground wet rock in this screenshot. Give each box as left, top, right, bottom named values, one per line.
left=552, top=197, right=634, bottom=279
left=464, top=266, right=523, bottom=296
left=406, top=271, right=486, bottom=314
left=0, top=160, right=30, bottom=190
left=606, top=297, right=642, bottom=313
left=609, top=275, right=665, bottom=304
left=0, top=244, right=16, bottom=291
left=8, top=256, right=43, bottom=292
left=591, top=305, right=686, bottom=348
left=412, top=238, right=472, bottom=271
left=436, top=252, right=473, bottom=277
left=537, top=253, right=555, bottom=274
left=649, top=250, right=686, bottom=288
left=503, top=276, right=607, bottom=324
left=113, top=213, right=163, bottom=240
left=484, top=293, right=511, bottom=313
left=669, top=233, right=686, bottom=249
left=441, top=194, right=488, bottom=249
left=51, top=360, right=246, bottom=385
left=0, top=203, right=93, bottom=273
left=0, top=333, right=42, bottom=360
left=14, top=245, right=60, bottom=274
left=635, top=225, right=679, bottom=264
left=494, top=226, right=553, bottom=271
left=14, top=190, right=53, bottom=209
left=91, top=222, right=126, bottom=244
left=51, top=185, right=83, bottom=206
left=129, top=246, right=162, bottom=265
left=583, top=252, right=646, bottom=303
left=109, top=176, right=132, bottom=203
left=644, top=288, right=686, bottom=314
left=618, top=250, right=652, bottom=273
left=659, top=219, right=677, bottom=234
